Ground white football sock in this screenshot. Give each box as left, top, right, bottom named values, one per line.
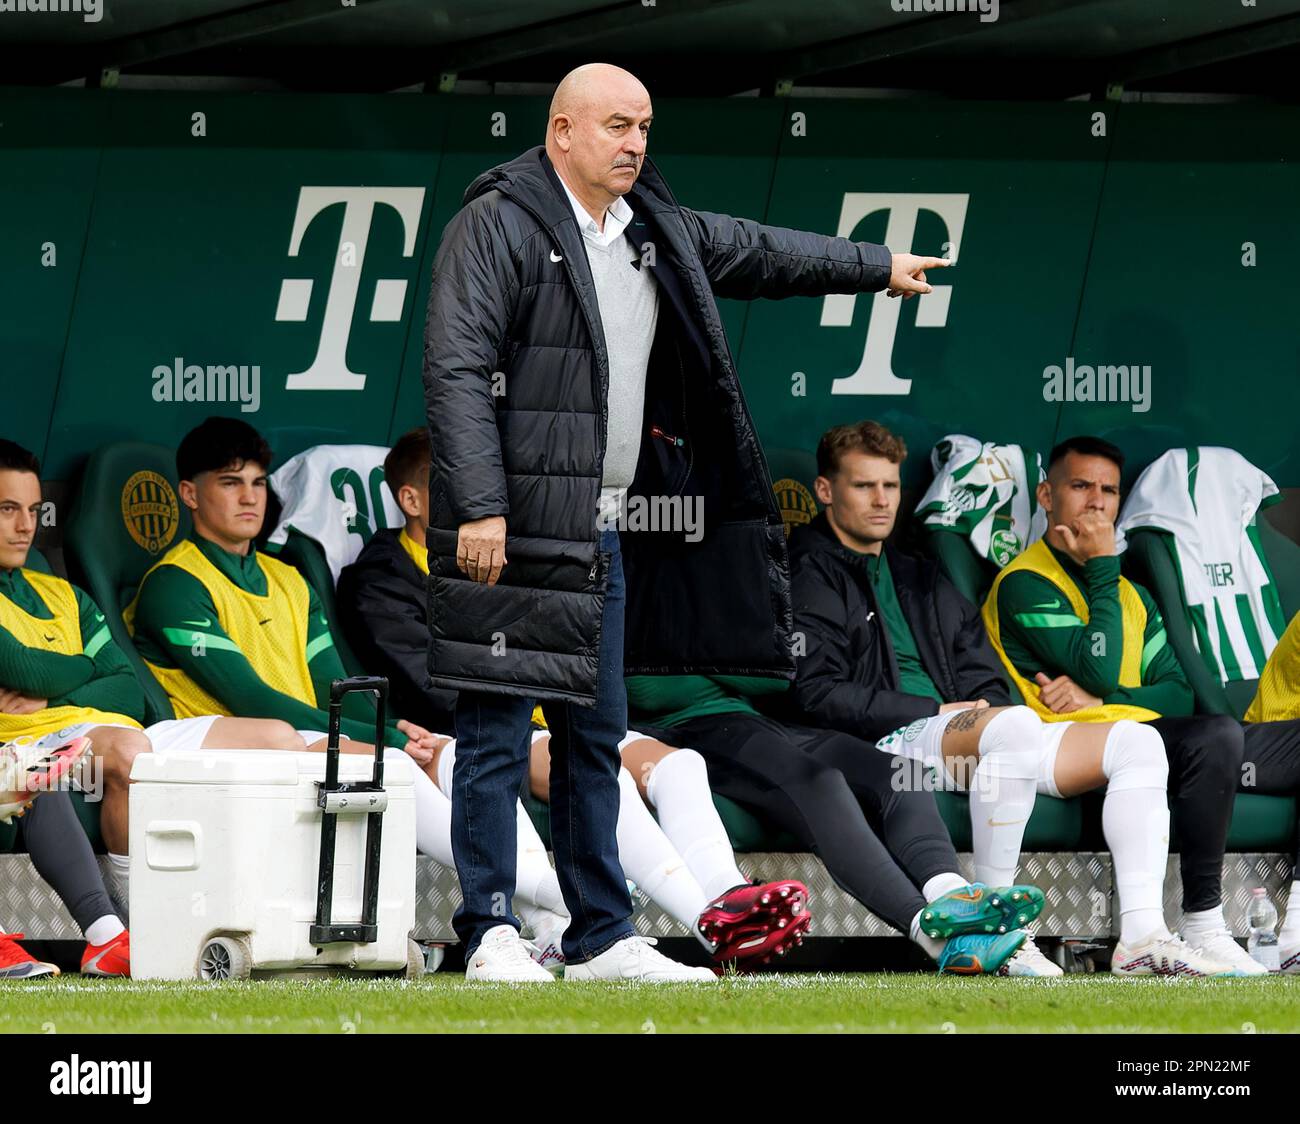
left=1100, top=721, right=1172, bottom=945
left=514, top=798, right=568, bottom=917
left=615, top=766, right=709, bottom=929
left=516, top=900, right=568, bottom=947
left=387, top=751, right=457, bottom=866
left=964, top=707, right=1040, bottom=887
left=923, top=872, right=969, bottom=901
left=435, top=738, right=456, bottom=797
left=85, top=915, right=125, bottom=946
left=411, top=742, right=568, bottom=918
left=108, top=852, right=129, bottom=873
left=1280, top=881, right=1300, bottom=946
left=641, top=745, right=746, bottom=900
left=1181, top=903, right=1228, bottom=944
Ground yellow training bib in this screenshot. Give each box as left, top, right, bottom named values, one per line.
left=0, top=570, right=142, bottom=739
left=1247, top=610, right=1300, bottom=723
left=126, top=540, right=316, bottom=720
left=982, top=540, right=1160, bottom=723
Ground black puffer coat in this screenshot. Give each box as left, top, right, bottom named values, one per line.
left=336, top=529, right=458, bottom=735
left=423, top=145, right=892, bottom=703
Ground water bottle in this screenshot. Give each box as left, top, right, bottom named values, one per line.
left=1246, top=887, right=1280, bottom=971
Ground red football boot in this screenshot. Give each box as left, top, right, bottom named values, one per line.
left=81, top=929, right=130, bottom=977
left=0, top=933, right=59, bottom=979
left=695, top=879, right=812, bottom=968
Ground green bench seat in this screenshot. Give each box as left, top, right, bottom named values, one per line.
left=3, top=783, right=1289, bottom=873
left=521, top=788, right=1296, bottom=857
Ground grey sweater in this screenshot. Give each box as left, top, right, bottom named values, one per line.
left=582, top=226, right=660, bottom=496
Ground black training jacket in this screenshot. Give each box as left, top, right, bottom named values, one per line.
left=336, top=529, right=458, bottom=735
left=782, top=512, right=1011, bottom=740
left=422, top=145, right=893, bottom=703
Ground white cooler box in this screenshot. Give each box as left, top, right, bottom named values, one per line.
left=128, top=748, right=418, bottom=981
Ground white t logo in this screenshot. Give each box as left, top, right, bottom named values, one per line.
left=821, top=193, right=968, bottom=395
left=276, top=186, right=426, bottom=391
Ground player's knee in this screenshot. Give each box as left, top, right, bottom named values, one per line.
left=1104, top=720, right=1169, bottom=790
left=643, top=745, right=707, bottom=802
left=664, top=746, right=708, bottom=782
left=1199, top=715, right=1244, bottom=779
left=977, top=706, right=1042, bottom=778
left=101, top=728, right=151, bottom=783
left=801, top=761, right=856, bottom=810
left=986, top=705, right=1042, bottom=750
left=263, top=721, right=307, bottom=752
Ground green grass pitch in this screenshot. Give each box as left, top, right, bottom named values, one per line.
left=2, top=974, right=1298, bottom=1034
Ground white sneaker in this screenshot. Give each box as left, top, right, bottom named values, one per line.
left=1112, top=930, right=1238, bottom=977
left=998, top=935, right=1064, bottom=977
left=464, top=924, right=555, bottom=983
left=1279, top=943, right=1300, bottom=974
left=564, top=935, right=719, bottom=982
left=1185, top=928, right=1270, bottom=976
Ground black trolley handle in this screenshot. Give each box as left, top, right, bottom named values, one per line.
left=326, top=675, right=389, bottom=790
left=312, top=675, right=391, bottom=947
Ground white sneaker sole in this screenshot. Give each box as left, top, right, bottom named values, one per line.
left=464, top=970, right=555, bottom=983
left=564, top=967, right=719, bottom=983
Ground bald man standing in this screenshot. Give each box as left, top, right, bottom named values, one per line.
left=424, top=63, right=946, bottom=981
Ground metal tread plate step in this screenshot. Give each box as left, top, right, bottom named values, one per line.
left=1, top=852, right=1290, bottom=943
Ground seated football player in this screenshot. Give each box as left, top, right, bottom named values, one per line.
left=624, top=671, right=1049, bottom=977
left=785, top=421, right=1239, bottom=978
left=0, top=437, right=329, bottom=961
left=337, top=428, right=810, bottom=969
left=125, top=418, right=574, bottom=981
left=986, top=434, right=1300, bottom=975
left=0, top=733, right=128, bottom=978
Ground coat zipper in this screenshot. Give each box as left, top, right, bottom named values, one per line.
left=665, top=333, right=692, bottom=498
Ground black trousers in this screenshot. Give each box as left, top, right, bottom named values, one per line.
left=1147, top=715, right=1300, bottom=912
left=649, top=711, right=961, bottom=935
left=1147, top=715, right=1243, bottom=913
left=17, top=792, right=116, bottom=934
left=1242, top=719, right=1300, bottom=858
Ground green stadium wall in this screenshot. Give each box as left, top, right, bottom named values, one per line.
left=3, top=88, right=1296, bottom=508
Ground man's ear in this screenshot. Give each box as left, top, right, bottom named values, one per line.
left=1035, top=479, right=1052, bottom=515
left=397, top=483, right=423, bottom=521
left=551, top=114, right=573, bottom=152
left=178, top=479, right=199, bottom=512
left=813, top=474, right=833, bottom=508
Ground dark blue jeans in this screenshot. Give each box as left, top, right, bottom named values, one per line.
left=450, top=528, right=635, bottom=963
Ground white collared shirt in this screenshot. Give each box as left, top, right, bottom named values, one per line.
left=556, top=172, right=634, bottom=248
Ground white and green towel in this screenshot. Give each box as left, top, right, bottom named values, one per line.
left=915, top=435, right=1045, bottom=568
left=267, top=444, right=402, bottom=582
left=1118, top=446, right=1286, bottom=684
